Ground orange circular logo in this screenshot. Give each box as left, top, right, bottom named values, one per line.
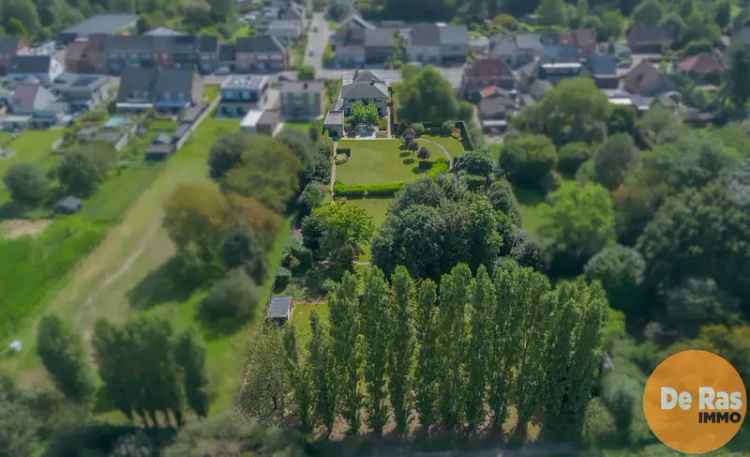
left=643, top=350, right=746, bottom=454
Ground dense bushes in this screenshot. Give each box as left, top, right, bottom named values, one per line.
left=199, top=269, right=260, bottom=324
left=499, top=134, right=557, bottom=189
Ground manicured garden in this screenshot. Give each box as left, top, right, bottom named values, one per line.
left=338, top=196, right=393, bottom=228
left=0, top=129, right=63, bottom=207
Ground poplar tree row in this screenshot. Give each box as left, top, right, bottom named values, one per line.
left=279, top=261, right=609, bottom=440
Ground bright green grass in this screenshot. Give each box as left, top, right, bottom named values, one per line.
left=0, top=118, right=240, bottom=392
left=0, top=129, right=63, bottom=205
left=515, top=185, right=547, bottom=240
left=339, top=196, right=393, bottom=227
left=336, top=139, right=427, bottom=185
left=291, top=301, right=330, bottom=350
left=282, top=121, right=312, bottom=135
left=420, top=135, right=465, bottom=157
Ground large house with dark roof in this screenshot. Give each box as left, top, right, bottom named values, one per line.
left=626, top=24, right=674, bottom=54
left=6, top=55, right=63, bottom=83
left=624, top=60, right=675, bottom=96
left=340, top=70, right=389, bottom=116
left=281, top=80, right=325, bottom=120
left=58, top=14, right=138, bottom=44
left=116, top=67, right=202, bottom=112
left=7, top=83, right=64, bottom=127
left=407, top=23, right=469, bottom=64
left=678, top=52, right=726, bottom=82
left=235, top=35, right=288, bottom=72
left=0, top=37, right=27, bottom=75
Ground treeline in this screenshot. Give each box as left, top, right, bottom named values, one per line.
left=161, top=129, right=331, bottom=327
left=240, top=261, right=609, bottom=441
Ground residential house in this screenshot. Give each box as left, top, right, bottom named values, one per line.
left=153, top=35, right=199, bottom=69
left=0, top=38, right=27, bottom=75
left=341, top=70, right=389, bottom=116
left=678, top=52, right=726, bottom=83
left=59, top=14, right=138, bottom=44
left=144, top=27, right=185, bottom=37
left=364, top=28, right=397, bottom=64
left=626, top=24, right=673, bottom=54
left=490, top=33, right=544, bottom=68
left=218, top=44, right=236, bottom=70
left=197, top=36, right=219, bottom=74
left=116, top=67, right=202, bottom=112
left=280, top=80, right=324, bottom=120
left=239, top=109, right=280, bottom=135
left=218, top=75, right=269, bottom=117
left=478, top=88, right=519, bottom=134
left=331, top=25, right=367, bottom=66
left=587, top=54, right=619, bottom=89
left=559, top=29, right=597, bottom=58
left=624, top=61, right=675, bottom=97
left=279, top=1, right=307, bottom=28
left=8, top=83, right=64, bottom=127
left=324, top=109, right=344, bottom=139
left=235, top=35, right=288, bottom=73
left=64, top=36, right=107, bottom=74
left=407, top=23, right=469, bottom=64
left=460, top=57, right=515, bottom=98
left=540, top=45, right=582, bottom=82
left=267, top=296, right=293, bottom=324
left=53, top=73, right=114, bottom=112
left=6, top=55, right=63, bottom=84
left=104, top=35, right=156, bottom=74
left=470, top=36, right=490, bottom=55
left=268, top=20, right=303, bottom=44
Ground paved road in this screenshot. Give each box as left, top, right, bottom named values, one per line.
left=304, top=12, right=329, bottom=73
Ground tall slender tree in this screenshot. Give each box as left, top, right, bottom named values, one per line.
left=387, top=266, right=416, bottom=435
left=437, top=264, right=472, bottom=429
left=282, top=326, right=313, bottom=431
left=360, top=267, right=391, bottom=435
left=328, top=271, right=362, bottom=434
left=464, top=266, right=494, bottom=433
left=308, top=312, right=337, bottom=435
left=414, top=279, right=439, bottom=433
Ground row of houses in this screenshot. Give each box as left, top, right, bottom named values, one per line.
left=330, top=15, right=469, bottom=67
left=464, top=23, right=733, bottom=134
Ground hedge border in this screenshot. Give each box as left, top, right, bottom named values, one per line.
left=334, top=159, right=449, bottom=197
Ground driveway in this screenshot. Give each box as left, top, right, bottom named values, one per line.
left=305, top=12, right=330, bottom=73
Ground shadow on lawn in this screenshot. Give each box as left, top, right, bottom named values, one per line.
left=127, top=257, right=197, bottom=309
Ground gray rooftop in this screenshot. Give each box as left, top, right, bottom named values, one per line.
left=62, top=14, right=138, bottom=36
left=268, top=296, right=292, bottom=319
left=221, top=75, right=269, bottom=91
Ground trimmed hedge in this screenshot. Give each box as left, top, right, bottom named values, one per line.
left=334, top=159, right=449, bottom=197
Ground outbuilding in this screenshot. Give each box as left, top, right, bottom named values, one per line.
left=267, top=296, right=293, bottom=324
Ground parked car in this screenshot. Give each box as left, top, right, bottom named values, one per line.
left=215, top=67, right=231, bottom=75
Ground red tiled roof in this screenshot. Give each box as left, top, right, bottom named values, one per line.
left=678, top=53, right=726, bottom=75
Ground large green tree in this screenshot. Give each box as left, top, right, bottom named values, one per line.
left=540, top=182, right=616, bottom=275
left=414, top=278, right=439, bottom=432
left=387, top=266, right=415, bottom=435
left=396, top=65, right=473, bottom=124
left=359, top=268, right=390, bottom=434
left=36, top=315, right=95, bottom=403
left=3, top=163, right=50, bottom=206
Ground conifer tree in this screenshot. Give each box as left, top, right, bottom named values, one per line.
left=437, top=264, right=472, bottom=429
left=360, top=267, right=391, bottom=434
left=308, top=312, right=337, bottom=435
left=328, top=271, right=362, bottom=434
left=174, top=331, right=210, bottom=418
left=464, top=265, right=494, bottom=433
left=387, top=266, right=416, bottom=435
left=414, top=279, right=439, bottom=433
left=282, top=326, right=313, bottom=431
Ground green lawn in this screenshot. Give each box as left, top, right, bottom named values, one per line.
left=515, top=186, right=547, bottom=240
left=339, top=196, right=393, bottom=227
left=420, top=135, right=465, bottom=158
left=0, top=129, right=63, bottom=206
left=282, top=121, right=312, bottom=135
left=336, top=139, right=429, bottom=185
left=291, top=301, right=330, bottom=349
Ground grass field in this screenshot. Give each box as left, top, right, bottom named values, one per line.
left=336, top=139, right=429, bottom=185
left=420, top=134, right=465, bottom=158
left=515, top=186, right=547, bottom=239
left=0, top=129, right=63, bottom=206
left=0, top=118, right=253, bottom=413
left=339, top=196, right=393, bottom=227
